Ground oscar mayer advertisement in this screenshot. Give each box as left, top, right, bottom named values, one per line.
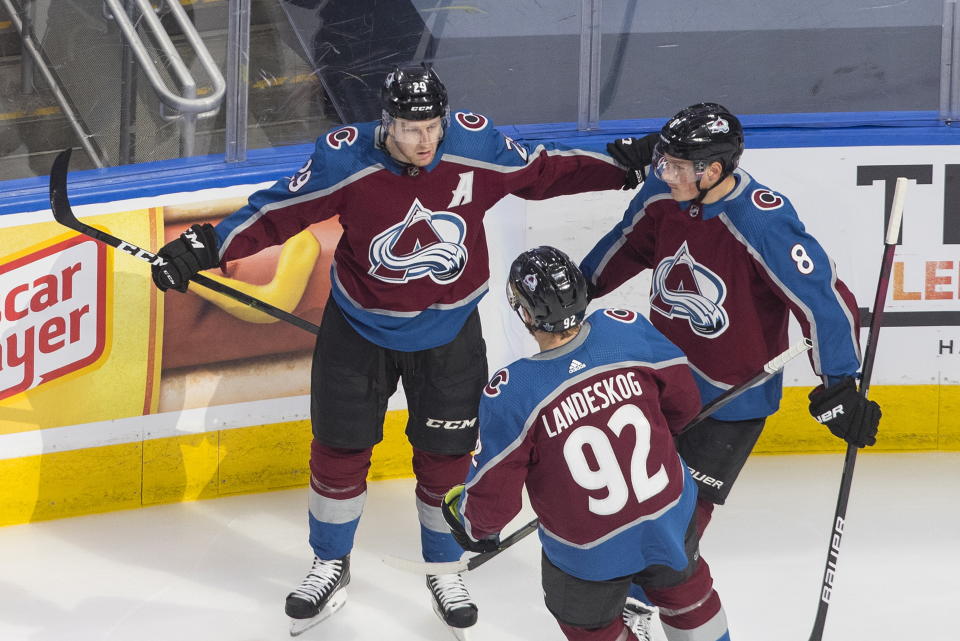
left=0, top=209, right=159, bottom=429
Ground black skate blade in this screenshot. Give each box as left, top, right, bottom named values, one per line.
left=288, top=588, right=348, bottom=637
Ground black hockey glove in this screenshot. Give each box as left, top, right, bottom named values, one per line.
left=151, top=223, right=220, bottom=293
left=442, top=485, right=500, bottom=554
left=607, top=133, right=659, bottom=189
left=808, top=377, right=880, bottom=448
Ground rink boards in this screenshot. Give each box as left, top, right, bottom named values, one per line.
left=1, top=139, right=959, bottom=525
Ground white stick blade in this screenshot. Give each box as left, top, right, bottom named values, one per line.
left=381, top=554, right=469, bottom=575
left=886, top=177, right=908, bottom=245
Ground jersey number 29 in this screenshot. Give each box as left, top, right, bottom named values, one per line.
left=562, top=403, right=668, bottom=516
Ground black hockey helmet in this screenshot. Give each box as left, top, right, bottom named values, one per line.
left=507, top=246, right=588, bottom=333
left=658, top=102, right=744, bottom=174
left=381, top=63, right=449, bottom=121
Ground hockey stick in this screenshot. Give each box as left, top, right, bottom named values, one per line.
left=807, top=177, right=907, bottom=641
left=48, top=148, right=320, bottom=336
left=382, top=338, right=813, bottom=576
left=384, top=517, right=541, bottom=576
left=678, top=337, right=813, bottom=436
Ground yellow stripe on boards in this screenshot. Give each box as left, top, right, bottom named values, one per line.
left=757, top=385, right=944, bottom=453
left=0, top=410, right=415, bottom=526
left=1, top=387, right=957, bottom=527
left=0, top=442, right=142, bottom=526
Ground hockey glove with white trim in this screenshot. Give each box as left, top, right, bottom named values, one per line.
left=607, top=133, right=659, bottom=189
left=808, top=377, right=880, bottom=447
left=152, top=223, right=220, bottom=293
left=442, top=485, right=500, bottom=554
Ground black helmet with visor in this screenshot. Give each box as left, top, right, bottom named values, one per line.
left=652, top=103, right=744, bottom=212
left=507, top=246, right=588, bottom=333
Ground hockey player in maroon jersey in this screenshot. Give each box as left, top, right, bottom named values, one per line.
left=149, top=65, right=648, bottom=637
left=443, top=246, right=731, bottom=641
left=581, top=104, right=881, bottom=632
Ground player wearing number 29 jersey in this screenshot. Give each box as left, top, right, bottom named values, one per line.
left=214, top=110, right=625, bottom=352
left=461, top=308, right=701, bottom=581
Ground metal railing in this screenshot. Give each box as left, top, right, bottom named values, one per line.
left=103, top=0, right=226, bottom=157
left=0, top=0, right=107, bottom=167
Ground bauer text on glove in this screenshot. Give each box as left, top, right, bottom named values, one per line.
left=808, top=377, right=880, bottom=447
left=441, top=485, right=500, bottom=554
left=152, top=223, right=220, bottom=292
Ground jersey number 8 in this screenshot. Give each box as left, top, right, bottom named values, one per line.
left=562, top=404, right=668, bottom=516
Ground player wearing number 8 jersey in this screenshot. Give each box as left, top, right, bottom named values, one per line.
left=444, top=247, right=730, bottom=641
left=582, top=103, right=881, bottom=526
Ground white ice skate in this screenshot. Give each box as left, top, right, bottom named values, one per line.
left=623, top=597, right=655, bottom=641
left=426, top=573, right=477, bottom=641
left=285, top=555, right=350, bottom=637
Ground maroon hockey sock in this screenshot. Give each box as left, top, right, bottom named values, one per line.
left=646, top=557, right=723, bottom=631
left=556, top=618, right=626, bottom=641
left=412, top=448, right=472, bottom=506
left=309, top=441, right=373, bottom=499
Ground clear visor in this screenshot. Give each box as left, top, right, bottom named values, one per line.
left=652, top=145, right=707, bottom=184
left=383, top=112, right=447, bottom=144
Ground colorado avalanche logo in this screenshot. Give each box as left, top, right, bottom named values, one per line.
left=484, top=368, right=509, bottom=397
left=368, top=199, right=469, bottom=283
left=650, top=242, right=729, bottom=338
left=455, top=112, right=488, bottom=131
left=603, top=308, right=637, bottom=323
left=751, top=189, right=784, bottom=210
left=326, top=126, right=358, bottom=149
left=707, top=118, right=730, bottom=134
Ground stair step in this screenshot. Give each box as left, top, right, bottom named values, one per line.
left=0, top=9, right=21, bottom=58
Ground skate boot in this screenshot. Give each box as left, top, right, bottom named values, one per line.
left=623, top=597, right=655, bottom=641
left=285, top=555, right=350, bottom=637
left=426, top=573, right=478, bottom=640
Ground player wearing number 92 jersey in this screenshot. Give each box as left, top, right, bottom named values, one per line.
left=460, top=308, right=702, bottom=581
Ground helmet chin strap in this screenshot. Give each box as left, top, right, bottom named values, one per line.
left=688, top=166, right=732, bottom=217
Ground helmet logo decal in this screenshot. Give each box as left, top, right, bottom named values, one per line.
left=523, top=274, right=538, bottom=291
left=455, top=112, right=489, bottom=131
left=707, top=118, right=730, bottom=134
left=650, top=242, right=729, bottom=338
left=368, top=199, right=468, bottom=284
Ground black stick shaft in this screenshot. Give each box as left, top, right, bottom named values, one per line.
left=808, top=177, right=907, bottom=641
left=48, top=148, right=320, bottom=336
left=679, top=337, right=812, bottom=436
